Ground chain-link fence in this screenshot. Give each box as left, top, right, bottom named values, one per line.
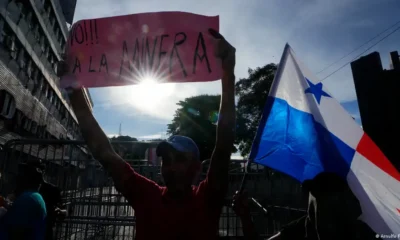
left=0, top=139, right=307, bottom=239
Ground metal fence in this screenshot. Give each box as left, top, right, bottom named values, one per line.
left=0, top=139, right=307, bottom=239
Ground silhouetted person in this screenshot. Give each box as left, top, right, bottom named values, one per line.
left=232, top=191, right=258, bottom=240
left=269, top=172, right=379, bottom=240
left=57, top=28, right=236, bottom=240
left=28, top=160, right=66, bottom=240
left=0, top=163, right=46, bottom=240
left=0, top=196, right=7, bottom=219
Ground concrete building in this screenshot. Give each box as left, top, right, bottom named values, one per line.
left=0, top=0, right=96, bottom=196
left=0, top=0, right=89, bottom=146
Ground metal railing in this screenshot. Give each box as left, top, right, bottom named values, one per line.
left=0, top=139, right=307, bottom=239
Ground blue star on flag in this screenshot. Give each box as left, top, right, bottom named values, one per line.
left=304, top=78, right=331, bottom=104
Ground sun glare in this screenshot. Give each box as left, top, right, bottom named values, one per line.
left=139, top=77, right=158, bottom=87
left=119, top=75, right=175, bottom=112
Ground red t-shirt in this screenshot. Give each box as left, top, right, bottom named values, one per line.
left=114, top=162, right=226, bottom=240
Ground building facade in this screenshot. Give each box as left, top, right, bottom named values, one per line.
left=0, top=0, right=89, bottom=146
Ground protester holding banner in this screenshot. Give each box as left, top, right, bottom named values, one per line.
left=57, top=25, right=235, bottom=239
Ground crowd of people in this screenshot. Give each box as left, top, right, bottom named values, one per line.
left=0, top=29, right=380, bottom=240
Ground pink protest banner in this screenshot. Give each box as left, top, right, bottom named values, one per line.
left=63, top=12, right=220, bottom=88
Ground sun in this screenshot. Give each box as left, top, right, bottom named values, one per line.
left=138, top=76, right=158, bottom=88
left=118, top=75, right=175, bottom=112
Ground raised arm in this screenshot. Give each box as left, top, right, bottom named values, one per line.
left=67, top=88, right=126, bottom=179
left=56, top=60, right=128, bottom=189
left=206, top=29, right=236, bottom=193
left=58, top=60, right=161, bottom=206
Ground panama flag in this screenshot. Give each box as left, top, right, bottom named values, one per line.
left=250, top=44, right=400, bottom=235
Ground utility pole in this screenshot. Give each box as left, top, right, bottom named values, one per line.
left=351, top=51, right=400, bottom=170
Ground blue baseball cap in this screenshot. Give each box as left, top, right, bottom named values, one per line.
left=156, top=135, right=200, bottom=161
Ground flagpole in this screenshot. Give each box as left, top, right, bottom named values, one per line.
left=237, top=159, right=268, bottom=215
left=238, top=159, right=250, bottom=193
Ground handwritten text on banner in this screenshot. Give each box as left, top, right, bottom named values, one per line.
left=63, top=12, right=221, bottom=88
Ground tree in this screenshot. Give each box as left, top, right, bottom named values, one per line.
left=110, top=135, right=149, bottom=159
left=167, top=95, right=233, bottom=160
left=236, top=63, right=277, bottom=157
left=110, top=135, right=138, bottom=142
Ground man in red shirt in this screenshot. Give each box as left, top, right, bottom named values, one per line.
left=57, top=28, right=235, bottom=239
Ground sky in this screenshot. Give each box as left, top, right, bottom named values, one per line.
left=72, top=0, right=400, bottom=140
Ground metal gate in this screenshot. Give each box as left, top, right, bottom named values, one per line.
left=0, top=139, right=136, bottom=240
left=0, top=139, right=307, bottom=239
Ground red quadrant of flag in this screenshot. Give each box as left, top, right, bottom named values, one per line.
left=356, top=134, right=400, bottom=182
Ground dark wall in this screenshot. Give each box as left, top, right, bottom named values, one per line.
left=351, top=51, right=400, bottom=170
